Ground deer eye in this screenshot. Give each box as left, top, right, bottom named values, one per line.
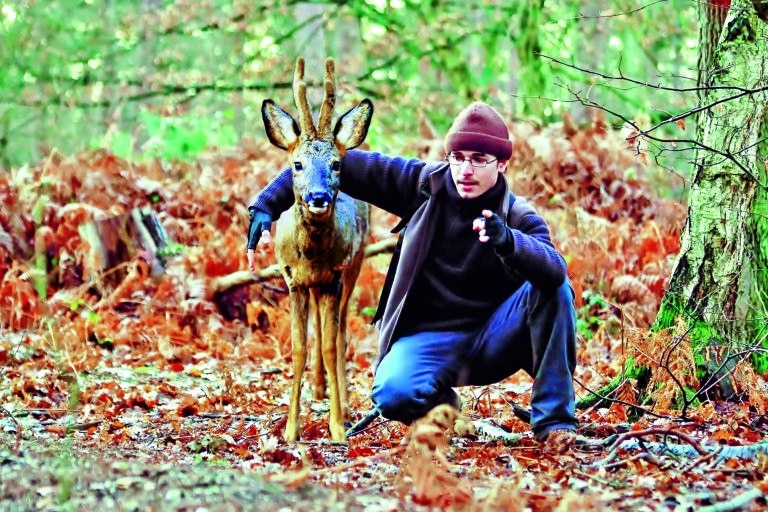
left=293, top=162, right=303, bottom=171
left=330, top=161, right=340, bottom=172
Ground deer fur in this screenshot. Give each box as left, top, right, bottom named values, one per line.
left=261, top=57, right=372, bottom=441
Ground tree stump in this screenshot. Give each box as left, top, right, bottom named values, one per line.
left=79, top=207, right=170, bottom=290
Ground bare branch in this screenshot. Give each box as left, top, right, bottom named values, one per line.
left=538, top=53, right=757, bottom=94
left=571, top=0, right=670, bottom=20
left=574, top=376, right=674, bottom=420
left=565, top=85, right=767, bottom=187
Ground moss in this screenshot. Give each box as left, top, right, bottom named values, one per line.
left=575, top=355, right=647, bottom=409
left=677, top=386, right=701, bottom=410
left=749, top=185, right=768, bottom=374
left=654, top=291, right=721, bottom=369
left=752, top=341, right=768, bottom=374
left=576, top=374, right=623, bottom=409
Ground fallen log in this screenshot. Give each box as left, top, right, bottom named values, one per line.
left=209, top=236, right=398, bottom=295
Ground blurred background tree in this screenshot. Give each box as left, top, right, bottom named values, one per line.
left=0, top=0, right=697, bottom=178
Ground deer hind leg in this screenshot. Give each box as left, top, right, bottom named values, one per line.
left=310, top=292, right=326, bottom=400
left=318, top=291, right=346, bottom=441
left=285, top=287, right=310, bottom=442
left=336, top=283, right=353, bottom=426
left=338, top=246, right=365, bottom=425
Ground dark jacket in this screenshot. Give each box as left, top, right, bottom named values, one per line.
left=252, top=149, right=567, bottom=365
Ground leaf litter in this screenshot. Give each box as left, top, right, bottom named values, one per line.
left=1, top=120, right=767, bottom=510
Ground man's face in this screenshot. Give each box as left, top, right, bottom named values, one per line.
left=447, top=150, right=507, bottom=199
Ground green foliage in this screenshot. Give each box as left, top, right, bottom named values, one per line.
left=33, top=251, right=47, bottom=301
left=186, top=434, right=235, bottom=455
left=55, top=452, right=76, bottom=507
left=576, top=289, right=610, bottom=339
left=0, top=0, right=697, bottom=174
left=106, top=109, right=239, bottom=162
left=359, top=305, right=377, bottom=317
left=67, top=379, right=81, bottom=412
left=158, top=242, right=185, bottom=261
left=134, top=365, right=160, bottom=375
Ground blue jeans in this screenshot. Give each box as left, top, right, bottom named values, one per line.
left=371, top=281, right=577, bottom=440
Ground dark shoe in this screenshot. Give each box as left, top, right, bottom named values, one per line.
left=436, top=387, right=462, bottom=411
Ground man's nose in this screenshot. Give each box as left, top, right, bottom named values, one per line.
left=459, top=160, right=474, bottom=173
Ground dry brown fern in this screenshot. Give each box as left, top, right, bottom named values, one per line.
left=728, top=358, right=767, bottom=415
left=626, top=318, right=699, bottom=412
left=397, top=404, right=474, bottom=509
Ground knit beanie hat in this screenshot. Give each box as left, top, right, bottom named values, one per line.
left=444, top=102, right=513, bottom=160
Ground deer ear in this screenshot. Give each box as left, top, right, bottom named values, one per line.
left=262, top=99, right=300, bottom=150
left=333, top=99, right=373, bottom=150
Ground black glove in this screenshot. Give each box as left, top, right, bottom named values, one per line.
left=483, top=212, right=513, bottom=251
left=246, top=207, right=273, bottom=250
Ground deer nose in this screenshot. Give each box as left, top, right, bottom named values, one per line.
left=305, top=192, right=332, bottom=209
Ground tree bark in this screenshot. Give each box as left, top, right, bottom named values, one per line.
left=510, top=0, right=548, bottom=119
left=654, top=0, right=768, bottom=379
left=696, top=0, right=731, bottom=90
left=79, top=207, right=170, bottom=289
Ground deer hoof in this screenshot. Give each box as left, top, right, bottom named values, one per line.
left=284, top=425, right=300, bottom=442
left=329, top=422, right=347, bottom=442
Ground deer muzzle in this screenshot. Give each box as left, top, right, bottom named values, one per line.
left=305, top=191, right=333, bottom=214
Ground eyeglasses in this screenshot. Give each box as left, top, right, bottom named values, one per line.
left=446, top=153, right=498, bottom=168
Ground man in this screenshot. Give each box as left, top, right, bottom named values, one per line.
left=247, top=102, right=578, bottom=444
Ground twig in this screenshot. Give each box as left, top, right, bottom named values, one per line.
left=564, top=85, right=766, bottom=186
left=20, top=408, right=69, bottom=418
left=698, top=487, right=763, bottom=512
left=607, top=427, right=710, bottom=456
left=601, top=450, right=663, bottom=470
left=591, top=427, right=711, bottom=469
left=317, top=445, right=405, bottom=474
left=572, top=468, right=630, bottom=489
left=570, top=0, right=667, bottom=20
left=65, top=420, right=103, bottom=433
left=189, top=412, right=266, bottom=422
left=0, top=406, right=22, bottom=452
left=680, top=444, right=723, bottom=473
left=574, top=377, right=673, bottom=420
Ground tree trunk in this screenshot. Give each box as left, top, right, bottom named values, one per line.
left=293, top=2, right=327, bottom=106
left=510, top=0, right=548, bottom=119
left=653, top=0, right=768, bottom=383
left=696, top=0, right=731, bottom=90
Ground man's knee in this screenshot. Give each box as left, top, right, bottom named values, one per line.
left=371, top=376, right=434, bottom=424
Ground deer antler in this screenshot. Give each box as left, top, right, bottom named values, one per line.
left=293, top=57, right=316, bottom=137
left=317, top=58, right=336, bottom=137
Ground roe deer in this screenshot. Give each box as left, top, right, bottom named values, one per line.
left=261, top=57, right=372, bottom=442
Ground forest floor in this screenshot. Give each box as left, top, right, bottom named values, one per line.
left=2, top=119, right=767, bottom=511
left=2, top=358, right=767, bottom=512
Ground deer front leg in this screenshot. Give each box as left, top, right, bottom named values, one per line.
left=285, top=288, right=310, bottom=442
left=319, top=293, right=346, bottom=441
left=311, top=293, right=325, bottom=400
